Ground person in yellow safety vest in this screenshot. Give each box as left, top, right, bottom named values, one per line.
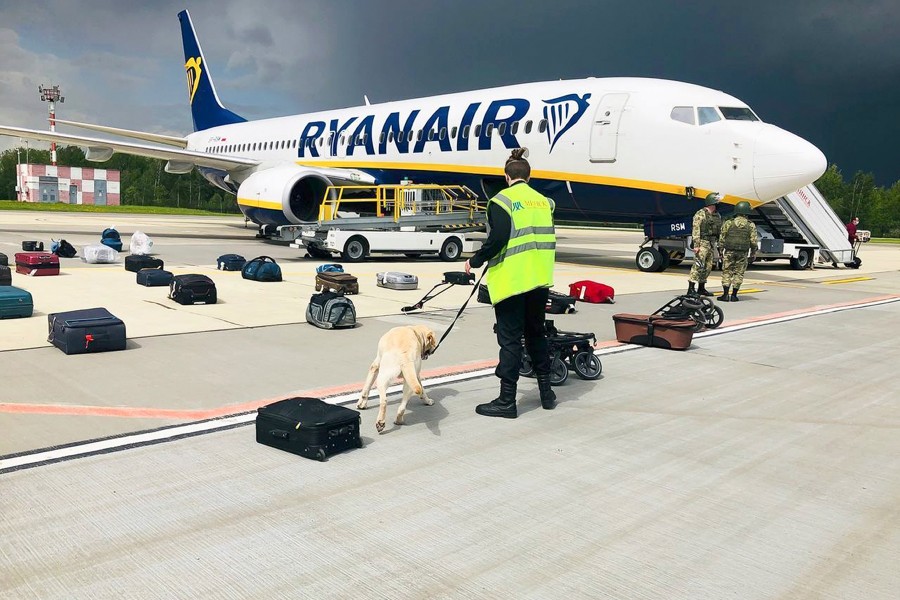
left=464, top=148, right=557, bottom=418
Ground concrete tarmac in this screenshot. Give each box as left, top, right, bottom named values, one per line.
left=1, top=212, right=898, bottom=599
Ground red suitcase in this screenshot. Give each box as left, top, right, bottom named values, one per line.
left=15, top=252, right=60, bottom=276
left=612, top=313, right=695, bottom=350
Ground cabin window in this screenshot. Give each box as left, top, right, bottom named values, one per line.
left=379, top=132, right=386, bottom=144
left=511, top=121, right=519, bottom=135
left=719, top=107, right=759, bottom=121
left=538, top=119, right=547, bottom=133
left=427, top=129, right=435, bottom=141
left=252, top=143, right=257, bottom=151
left=485, top=123, right=494, bottom=137
left=327, top=134, right=334, bottom=145
left=524, top=120, right=533, bottom=134
left=408, top=130, right=414, bottom=142
left=439, top=127, right=447, bottom=140
left=318, top=137, right=323, bottom=146
left=462, top=125, right=470, bottom=138
left=340, top=136, right=345, bottom=145
left=450, top=126, right=458, bottom=139
left=698, top=107, right=720, bottom=125
left=498, top=122, right=507, bottom=136
left=293, top=140, right=298, bottom=148
left=417, top=129, right=423, bottom=141
left=670, top=106, right=695, bottom=125
left=473, top=124, right=482, bottom=138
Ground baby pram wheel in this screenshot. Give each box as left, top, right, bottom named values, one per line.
left=549, top=355, right=568, bottom=386
left=519, top=353, right=535, bottom=377
left=706, top=304, right=724, bottom=328
left=573, top=351, right=602, bottom=380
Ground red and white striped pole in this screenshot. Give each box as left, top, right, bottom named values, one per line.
left=38, top=84, right=65, bottom=166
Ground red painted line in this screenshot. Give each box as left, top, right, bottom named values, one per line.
left=2, top=294, right=895, bottom=421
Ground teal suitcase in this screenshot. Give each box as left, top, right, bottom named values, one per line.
left=0, top=286, right=33, bottom=319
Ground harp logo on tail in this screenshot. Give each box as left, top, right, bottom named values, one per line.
left=542, top=93, right=591, bottom=153
left=185, top=57, right=203, bottom=104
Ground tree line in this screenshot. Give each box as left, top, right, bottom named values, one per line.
left=0, top=146, right=897, bottom=236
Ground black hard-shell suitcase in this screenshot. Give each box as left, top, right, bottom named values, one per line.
left=170, top=274, right=217, bottom=305
left=136, top=268, right=174, bottom=287
left=0, top=252, right=8, bottom=266
left=0, top=265, right=10, bottom=286
left=256, top=397, right=362, bottom=461
left=0, top=286, right=33, bottom=319
left=22, top=241, right=44, bottom=252
left=125, top=254, right=164, bottom=273
left=47, top=307, right=127, bottom=355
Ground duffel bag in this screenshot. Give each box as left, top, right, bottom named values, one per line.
left=242, top=256, right=283, bottom=282
left=217, top=254, right=246, bottom=271
left=569, top=280, right=615, bottom=304
left=306, top=291, right=357, bottom=329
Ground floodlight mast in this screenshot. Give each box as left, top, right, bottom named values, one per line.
left=38, top=84, right=65, bottom=166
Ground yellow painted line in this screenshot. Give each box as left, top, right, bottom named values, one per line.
left=821, top=276, right=874, bottom=285
left=736, top=288, right=765, bottom=294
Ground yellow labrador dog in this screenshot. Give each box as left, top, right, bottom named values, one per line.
left=357, top=324, right=438, bottom=433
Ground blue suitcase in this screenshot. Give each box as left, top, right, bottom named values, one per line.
left=136, top=268, right=174, bottom=287
left=0, top=286, right=33, bottom=319
left=47, top=307, right=126, bottom=355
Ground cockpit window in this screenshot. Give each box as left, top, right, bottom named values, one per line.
left=719, top=107, right=759, bottom=121
left=670, top=106, right=695, bottom=125
left=698, top=107, right=721, bottom=125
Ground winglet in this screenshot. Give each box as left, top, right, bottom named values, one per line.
left=177, top=10, right=246, bottom=131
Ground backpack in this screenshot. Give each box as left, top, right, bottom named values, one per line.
left=316, top=263, right=344, bottom=274
left=51, top=239, right=77, bottom=258
left=101, top=228, right=123, bottom=252
left=242, top=256, right=283, bottom=282
left=568, top=281, right=615, bottom=304
left=306, top=291, right=357, bottom=329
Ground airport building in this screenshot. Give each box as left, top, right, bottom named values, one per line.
left=15, top=163, right=120, bottom=205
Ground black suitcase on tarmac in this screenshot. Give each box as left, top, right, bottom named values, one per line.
left=217, top=253, right=246, bottom=271
left=125, top=254, right=165, bottom=273
left=0, top=252, right=8, bottom=266
left=136, top=268, right=174, bottom=287
left=47, top=307, right=127, bottom=355
left=256, top=397, right=362, bottom=461
left=0, top=265, right=11, bottom=286
left=169, top=274, right=217, bottom=305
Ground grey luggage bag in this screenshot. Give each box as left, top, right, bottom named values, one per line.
left=376, top=271, right=418, bottom=290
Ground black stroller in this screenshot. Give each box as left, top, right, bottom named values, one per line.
left=653, top=294, right=724, bottom=331
left=519, top=320, right=602, bottom=386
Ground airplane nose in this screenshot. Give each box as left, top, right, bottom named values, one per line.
left=753, top=126, right=827, bottom=201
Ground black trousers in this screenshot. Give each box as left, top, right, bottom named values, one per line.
left=493, top=287, right=550, bottom=386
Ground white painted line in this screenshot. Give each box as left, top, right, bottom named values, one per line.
left=4, top=295, right=898, bottom=474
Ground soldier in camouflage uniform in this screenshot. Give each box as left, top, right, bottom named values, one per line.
left=688, top=192, right=723, bottom=296
left=718, top=201, right=758, bottom=302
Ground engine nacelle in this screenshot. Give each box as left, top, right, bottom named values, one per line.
left=236, top=164, right=333, bottom=224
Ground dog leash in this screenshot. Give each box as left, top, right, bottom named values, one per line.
left=420, top=268, right=486, bottom=357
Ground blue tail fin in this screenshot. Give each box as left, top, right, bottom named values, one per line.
left=178, top=10, right=246, bottom=131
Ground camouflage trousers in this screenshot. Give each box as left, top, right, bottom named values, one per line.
left=721, top=250, right=749, bottom=287
left=689, top=240, right=714, bottom=284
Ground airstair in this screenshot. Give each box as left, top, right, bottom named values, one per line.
left=750, top=183, right=858, bottom=268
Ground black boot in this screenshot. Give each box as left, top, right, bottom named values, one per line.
left=476, top=381, right=517, bottom=418
left=730, top=286, right=740, bottom=302
left=536, top=374, right=557, bottom=410
left=687, top=281, right=697, bottom=296
left=718, top=286, right=730, bottom=302
left=698, top=283, right=714, bottom=297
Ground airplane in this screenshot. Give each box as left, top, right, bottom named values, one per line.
left=0, top=9, right=826, bottom=237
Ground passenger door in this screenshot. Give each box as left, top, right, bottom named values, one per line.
left=589, top=93, right=629, bottom=163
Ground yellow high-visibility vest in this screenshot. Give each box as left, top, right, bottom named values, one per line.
left=485, top=183, right=556, bottom=304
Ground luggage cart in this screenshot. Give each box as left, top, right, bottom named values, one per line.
left=850, top=229, right=870, bottom=269
left=519, top=320, right=602, bottom=386
left=653, top=294, right=724, bottom=331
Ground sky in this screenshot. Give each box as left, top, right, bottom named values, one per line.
left=1, top=0, right=898, bottom=185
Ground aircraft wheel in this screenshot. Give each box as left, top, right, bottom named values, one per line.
left=341, top=236, right=368, bottom=262
left=658, top=249, right=671, bottom=272
left=439, top=237, right=463, bottom=261
left=636, top=247, right=664, bottom=272
left=573, top=351, right=602, bottom=380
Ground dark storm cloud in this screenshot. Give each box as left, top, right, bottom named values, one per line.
left=1, top=0, right=897, bottom=184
